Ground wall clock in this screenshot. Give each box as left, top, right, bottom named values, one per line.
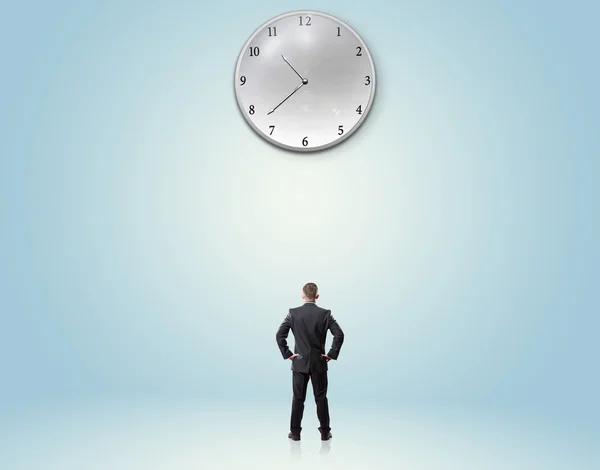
left=234, top=10, right=376, bottom=152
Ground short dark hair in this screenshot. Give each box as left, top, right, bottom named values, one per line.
left=303, top=282, right=318, bottom=300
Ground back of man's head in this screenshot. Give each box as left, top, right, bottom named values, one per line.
left=302, top=282, right=318, bottom=301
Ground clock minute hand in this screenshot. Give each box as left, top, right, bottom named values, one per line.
left=267, top=82, right=304, bottom=115
left=281, top=54, right=306, bottom=82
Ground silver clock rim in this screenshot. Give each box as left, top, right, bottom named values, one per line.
left=233, top=10, right=376, bottom=153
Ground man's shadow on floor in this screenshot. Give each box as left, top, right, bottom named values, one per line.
left=289, top=440, right=331, bottom=459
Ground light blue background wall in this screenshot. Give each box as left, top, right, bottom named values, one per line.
left=1, top=0, right=598, bottom=439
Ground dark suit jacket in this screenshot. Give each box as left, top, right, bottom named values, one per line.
left=276, top=302, right=345, bottom=373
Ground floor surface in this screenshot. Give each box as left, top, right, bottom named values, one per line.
left=2, top=403, right=597, bottom=469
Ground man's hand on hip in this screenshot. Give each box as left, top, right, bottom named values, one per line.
left=321, top=354, right=332, bottom=361
left=288, top=354, right=300, bottom=360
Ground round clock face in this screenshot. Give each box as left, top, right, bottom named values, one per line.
left=234, top=10, right=376, bottom=152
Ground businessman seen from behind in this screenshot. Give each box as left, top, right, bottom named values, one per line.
left=276, top=283, right=344, bottom=441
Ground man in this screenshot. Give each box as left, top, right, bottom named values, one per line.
left=276, top=282, right=345, bottom=441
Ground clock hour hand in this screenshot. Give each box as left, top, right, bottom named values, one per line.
left=267, top=82, right=304, bottom=115
left=281, top=55, right=306, bottom=82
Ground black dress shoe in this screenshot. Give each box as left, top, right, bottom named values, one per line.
left=320, top=431, right=332, bottom=441
left=288, top=432, right=301, bottom=441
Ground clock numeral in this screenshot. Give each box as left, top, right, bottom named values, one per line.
left=249, top=46, right=259, bottom=57
left=338, top=125, right=344, bottom=135
left=365, top=75, right=371, bottom=85
left=268, top=27, right=277, bottom=37
left=356, top=105, right=362, bottom=115
left=337, top=26, right=341, bottom=36
left=249, top=105, right=255, bottom=115
left=356, top=46, right=362, bottom=56
left=299, top=16, right=311, bottom=26
left=240, top=76, right=246, bottom=86
left=269, top=125, right=275, bottom=135
left=302, top=136, right=308, bottom=147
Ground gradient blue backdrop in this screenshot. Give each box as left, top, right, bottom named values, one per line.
left=1, top=0, right=598, bottom=449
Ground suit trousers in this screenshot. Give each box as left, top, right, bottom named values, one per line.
left=290, top=369, right=331, bottom=434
